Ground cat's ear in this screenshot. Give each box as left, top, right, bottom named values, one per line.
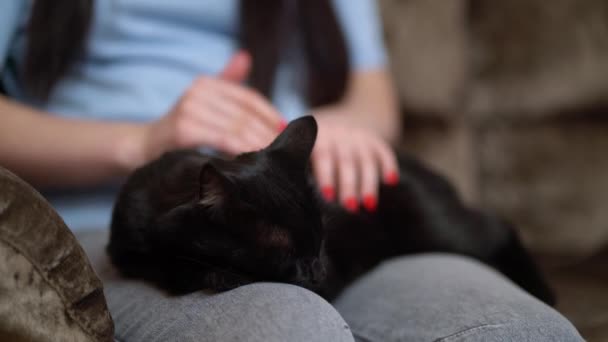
left=198, top=163, right=234, bottom=210
left=267, top=116, right=318, bottom=167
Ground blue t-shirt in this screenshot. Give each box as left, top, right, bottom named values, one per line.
left=0, top=0, right=387, bottom=230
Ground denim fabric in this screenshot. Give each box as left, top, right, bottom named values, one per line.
left=333, top=255, right=583, bottom=342
left=77, top=231, right=583, bottom=342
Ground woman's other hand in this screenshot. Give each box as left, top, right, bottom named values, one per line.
left=312, top=110, right=399, bottom=213
left=141, top=51, right=286, bottom=162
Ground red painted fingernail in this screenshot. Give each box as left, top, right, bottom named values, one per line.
left=363, top=194, right=377, bottom=212
left=278, top=120, right=288, bottom=132
left=344, top=197, right=359, bottom=213
left=385, top=171, right=399, bottom=186
left=322, top=186, right=335, bottom=201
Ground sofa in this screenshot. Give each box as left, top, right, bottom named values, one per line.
left=0, top=167, right=114, bottom=342
left=379, top=0, right=608, bottom=340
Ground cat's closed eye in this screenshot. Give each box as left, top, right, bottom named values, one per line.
left=252, top=223, right=300, bottom=261
left=257, top=225, right=293, bottom=250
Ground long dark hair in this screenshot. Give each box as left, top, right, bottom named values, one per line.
left=23, top=0, right=94, bottom=100
left=23, top=0, right=349, bottom=108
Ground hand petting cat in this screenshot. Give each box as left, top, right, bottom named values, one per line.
left=140, top=51, right=286, bottom=164
left=310, top=68, right=401, bottom=212
left=139, top=51, right=400, bottom=213
left=311, top=111, right=399, bottom=213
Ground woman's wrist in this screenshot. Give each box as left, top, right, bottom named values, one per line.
left=313, top=69, right=400, bottom=143
left=313, top=104, right=398, bottom=144
left=112, top=123, right=151, bottom=174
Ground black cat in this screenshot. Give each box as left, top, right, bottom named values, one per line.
left=107, top=116, right=555, bottom=305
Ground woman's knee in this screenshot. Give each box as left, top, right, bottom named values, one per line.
left=476, top=312, right=583, bottom=342
left=219, top=283, right=354, bottom=342
left=354, top=253, right=510, bottom=294
left=334, top=254, right=582, bottom=342
left=109, top=281, right=354, bottom=342
left=435, top=304, right=583, bottom=342
left=377, top=253, right=492, bottom=278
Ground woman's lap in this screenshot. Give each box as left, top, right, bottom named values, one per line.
left=78, top=230, right=353, bottom=342
left=105, top=281, right=352, bottom=342
left=77, top=230, right=582, bottom=342
left=334, top=254, right=582, bottom=342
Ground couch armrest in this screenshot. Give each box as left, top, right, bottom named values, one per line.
left=0, top=167, right=114, bottom=342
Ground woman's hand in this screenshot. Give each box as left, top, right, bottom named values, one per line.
left=312, top=110, right=399, bottom=213
left=140, top=51, right=286, bottom=163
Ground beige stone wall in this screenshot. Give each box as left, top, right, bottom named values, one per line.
left=380, top=0, right=608, bottom=258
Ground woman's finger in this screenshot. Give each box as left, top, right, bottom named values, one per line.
left=235, top=126, right=268, bottom=152
left=190, top=83, right=279, bottom=145
left=356, top=138, right=379, bottom=212
left=215, top=100, right=278, bottom=148
left=371, top=137, right=400, bottom=185
left=179, top=96, right=235, bottom=133
left=175, top=117, right=245, bottom=155
left=194, top=76, right=285, bottom=131
left=312, top=141, right=337, bottom=203
left=182, top=89, right=274, bottom=151
left=200, top=94, right=275, bottom=149
left=218, top=50, right=251, bottom=83
left=334, top=139, right=359, bottom=212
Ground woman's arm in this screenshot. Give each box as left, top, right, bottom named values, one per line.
left=0, top=95, right=145, bottom=188
left=314, top=68, right=400, bottom=143
left=0, top=52, right=284, bottom=189
left=310, top=68, right=401, bottom=212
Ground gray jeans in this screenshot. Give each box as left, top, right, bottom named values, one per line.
left=77, top=231, right=583, bottom=342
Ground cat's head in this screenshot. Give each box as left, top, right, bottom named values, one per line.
left=187, top=116, right=326, bottom=290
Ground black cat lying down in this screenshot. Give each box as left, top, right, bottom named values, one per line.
left=107, top=116, right=555, bottom=305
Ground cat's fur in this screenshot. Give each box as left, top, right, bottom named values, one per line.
left=107, top=116, right=555, bottom=305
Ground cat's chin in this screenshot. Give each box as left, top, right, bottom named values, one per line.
left=197, top=270, right=257, bottom=292
left=201, top=258, right=328, bottom=293
left=285, top=257, right=327, bottom=291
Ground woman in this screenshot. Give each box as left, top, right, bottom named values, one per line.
left=0, top=0, right=582, bottom=341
